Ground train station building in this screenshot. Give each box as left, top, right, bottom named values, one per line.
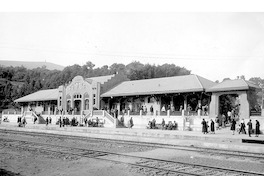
left=2, top=73, right=262, bottom=131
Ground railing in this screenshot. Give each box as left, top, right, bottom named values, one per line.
left=74, top=111, right=81, bottom=115
left=250, top=110, right=261, bottom=116
left=25, top=111, right=32, bottom=116
left=93, top=110, right=103, bottom=116
left=170, top=111, right=182, bottom=116
left=130, top=111, right=140, bottom=115
left=2, top=110, right=21, bottom=114
left=32, top=111, right=39, bottom=119
left=83, top=111, right=91, bottom=119
left=141, top=111, right=148, bottom=116
left=160, top=111, right=167, bottom=116
left=184, top=111, right=198, bottom=116
left=42, top=111, right=49, bottom=115
left=104, top=111, right=115, bottom=123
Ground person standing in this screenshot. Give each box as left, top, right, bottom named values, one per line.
left=239, top=119, right=246, bottom=134
left=255, top=120, right=260, bottom=137
left=171, top=104, right=175, bottom=112
left=161, top=105, right=166, bottom=112
left=210, top=119, right=215, bottom=134
left=161, top=118, right=165, bottom=130
left=222, top=114, right=226, bottom=128
left=230, top=119, right=236, bottom=135
left=215, top=116, right=219, bottom=130
left=152, top=118, right=156, bottom=129
left=150, top=105, right=154, bottom=115
left=247, top=119, right=253, bottom=137
left=128, top=117, right=134, bottom=129
left=46, top=117, right=49, bottom=126
left=187, top=104, right=192, bottom=115
left=227, top=110, right=232, bottom=123
left=59, top=117, right=62, bottom=128
left=201, top=119, right=207, bottom=134
left=22, top=117, right=27, bottom=127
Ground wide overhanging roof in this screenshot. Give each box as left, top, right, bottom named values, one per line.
left=15, top=89, right=59, bottom=103
left=207, top=79, right=260, bottom=92
left=101, top=74, right=216, bottom=97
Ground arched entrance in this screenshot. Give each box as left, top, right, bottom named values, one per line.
left=219, top=94, right=239, bottom=117
left=209, top=91, right=250, bottom=120
left=74, top=100, right=81, bottom=115
left=73, top=93, right=82, bottom=115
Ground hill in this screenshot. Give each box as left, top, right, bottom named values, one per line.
left=0, top=60, right=64, bottom=70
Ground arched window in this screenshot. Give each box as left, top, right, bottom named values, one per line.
left=85, top=99, right=89, bottom=110
left=67, top=100, right=71, bottom=111
left=84, top=92, right=89, bottom=99
left=66, top=94, right=71, bottom=99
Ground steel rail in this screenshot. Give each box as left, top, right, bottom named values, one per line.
left=1, top=137, right=264, bottom=176
left=0, top=128, right=264, bottom=162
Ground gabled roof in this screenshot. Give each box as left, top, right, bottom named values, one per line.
left=15, top=89, right=58, bottom=102
left=85, top=74, right=115, bottom=84
left=206, top=79, right=260, bottom=92
left=101, top=75, right=216, bottom=97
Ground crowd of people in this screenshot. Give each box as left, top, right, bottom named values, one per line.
left=17, top=116, right=27, bottom=127
left=57, top=116, right=79, bottom=127
left=201, top=117, right=261, bottom=137
left=147, top=118, right=178, bottom=130
left=12, top=113, right=261, bottom=138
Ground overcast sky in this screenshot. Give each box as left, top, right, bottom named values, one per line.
left=0, top=4, right=264, bottom=82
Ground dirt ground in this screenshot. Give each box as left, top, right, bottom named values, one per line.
left=0, top=146, right=145, bottom=176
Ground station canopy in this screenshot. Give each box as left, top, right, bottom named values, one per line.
left=101, top=74, right=216, bottom=97
left=207, top=79, right=261, bottom=92
left=14, top=89, right=59, bottom=103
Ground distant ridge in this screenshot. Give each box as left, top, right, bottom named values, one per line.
left=0, top=60, right=64, bottom=70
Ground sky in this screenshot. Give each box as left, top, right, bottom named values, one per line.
left=0, top=1, right=264, bottom=82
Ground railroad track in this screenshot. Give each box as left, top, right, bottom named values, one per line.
left=1, top=137, right=264, bottom=176
left=1, top=128, right=264, bottom=163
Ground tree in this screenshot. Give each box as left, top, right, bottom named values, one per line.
left=249, top=77, right=264, bottom=108
left=222, top=78, right=231, bottom=82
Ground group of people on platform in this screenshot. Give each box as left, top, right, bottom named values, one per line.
left=83, top=117, right=102, bottom=127
left=57, top=116, right=79, bottom=127
left=201, top=117, right=261, bottom=137
left=147, top=118, right=178, bottom=130
left=45, top=117, right=52, bottom=126
left=230, top=118, right=261, bottom=137
left=117, top=116, right=134, bottom=128
left=201, top=119, right=215, bottom=134
left=17, top=116, right=27, bottom=127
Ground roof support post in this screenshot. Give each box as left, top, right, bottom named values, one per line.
left=21, top=106, right=24, bottom=116
left=238, top=91, right=249, bottom=119
left=209, top=93, right=219, bottom=119
left=48, top=105, right=51, bottom=117
left=183, top=94, right=188, bottom=111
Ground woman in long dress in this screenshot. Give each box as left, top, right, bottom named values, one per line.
left=210, top=119, right=215, bottom=134
left=230, top=119, right=236, bottom=135
left=201, top=119, right=207, bottom=134
left=255, top=120, right=260, bottom=137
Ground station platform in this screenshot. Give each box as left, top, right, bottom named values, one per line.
left=0, top=122, right=264, bottom=154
